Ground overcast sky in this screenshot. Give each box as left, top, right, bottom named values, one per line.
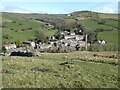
left=0, top=1, right=118, bottom=14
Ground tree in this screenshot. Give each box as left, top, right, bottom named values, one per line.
left=87, top=33, right=98, bottom=43
left=2, top=46, right=6, bottom=53
left=36, top=30, right=47, bottom=43
left=54, top=31, right=64, bottom=40
left=78, top=23, right=88, bottom=34
left=3, top=33, right=11, bottom=39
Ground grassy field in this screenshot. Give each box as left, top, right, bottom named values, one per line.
left=98, top=31, right=119, bottom=45
left=2, top=51, right=118, bottom=88
left=2, top=13, right=58, bottom=43
left=2, top=28, right=36, bottom=43
left=78, top=18, right=119, bottom=31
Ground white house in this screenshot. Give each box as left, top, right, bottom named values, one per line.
left=65, top=35, right=76, bottom=40
left=4, top=44, right=17, bottom=50
left=75, top=35, right=84, bottom=41
left=98, top=40, right=106, bottom=44
left=70, top=32, right=75, bottom=35
left=67, top=14, right=71, bottom=17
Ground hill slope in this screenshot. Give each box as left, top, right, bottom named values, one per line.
left=2, top=13, right=58, bottom=43
left=1, top=11, right=119, bottom=44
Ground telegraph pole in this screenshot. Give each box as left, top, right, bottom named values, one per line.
left=85, top=33, right=88, bottom=50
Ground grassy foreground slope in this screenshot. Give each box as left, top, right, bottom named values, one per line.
left=2, top=51, right=118, bottom=88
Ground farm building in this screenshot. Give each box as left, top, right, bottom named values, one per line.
left=23, top=41, right=35, bottom=49
left=64, top=35, right=84, bottom=41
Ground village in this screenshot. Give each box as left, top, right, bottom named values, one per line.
left=1, top=26, right=106, bottom=57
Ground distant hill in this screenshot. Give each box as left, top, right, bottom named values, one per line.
left=70, top=10, right=118, bottom=19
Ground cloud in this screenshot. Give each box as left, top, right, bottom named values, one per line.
left=0, top=5, right=44, bottom=13
left=4, top=6, right=25, bottom=11
left=0, top=5, right=4, bottom=11
left=1, top=5, right=29, bottom=13
left=93, top=6, right=118, bottom=14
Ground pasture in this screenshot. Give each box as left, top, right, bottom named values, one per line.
left=2, top=13, right=58, bottom=43
left=1, top=51, right=118, bottom=88
left=78, top=18, right=119, bottom=31
left=98, top=31, right=119, bottom=45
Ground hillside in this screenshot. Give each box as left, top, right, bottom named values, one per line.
left=2, top=13, right=58, bottom=43
left=70, top=11, right=118, bottom=19
left=1, top=11, right=119, bottom=45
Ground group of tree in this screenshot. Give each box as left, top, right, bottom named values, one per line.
left=34, top=17, right=80, bottom=31
left=35, top=17, right=90, bottom=35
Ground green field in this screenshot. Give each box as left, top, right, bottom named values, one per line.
left=2, top=28, right=36, bottom=43
left=2, top=51, right=118, bottom=88
left=78, top=18, right=119, bottom=31
left=98, top=31, right=119, bottom=45
left=2, top=13, right=58, bottom=43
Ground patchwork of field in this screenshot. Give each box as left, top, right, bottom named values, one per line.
left=1, top=51, right=118, bottom=88
left=1, top=12, right=119, bottom=44
left=2, top=13, right=58, bottom=43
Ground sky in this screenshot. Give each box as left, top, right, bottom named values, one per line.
left=0, top=1, right=119, bottom=14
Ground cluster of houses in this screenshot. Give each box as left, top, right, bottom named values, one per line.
left=3, top=30, right=106, bottom=54
left=3, top=31, right=85, bottom=53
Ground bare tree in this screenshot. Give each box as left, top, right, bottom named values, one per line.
left=36, top=30, right=47, bottom=43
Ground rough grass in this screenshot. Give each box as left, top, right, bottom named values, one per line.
left=2, top=51, right=118, bottom=88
